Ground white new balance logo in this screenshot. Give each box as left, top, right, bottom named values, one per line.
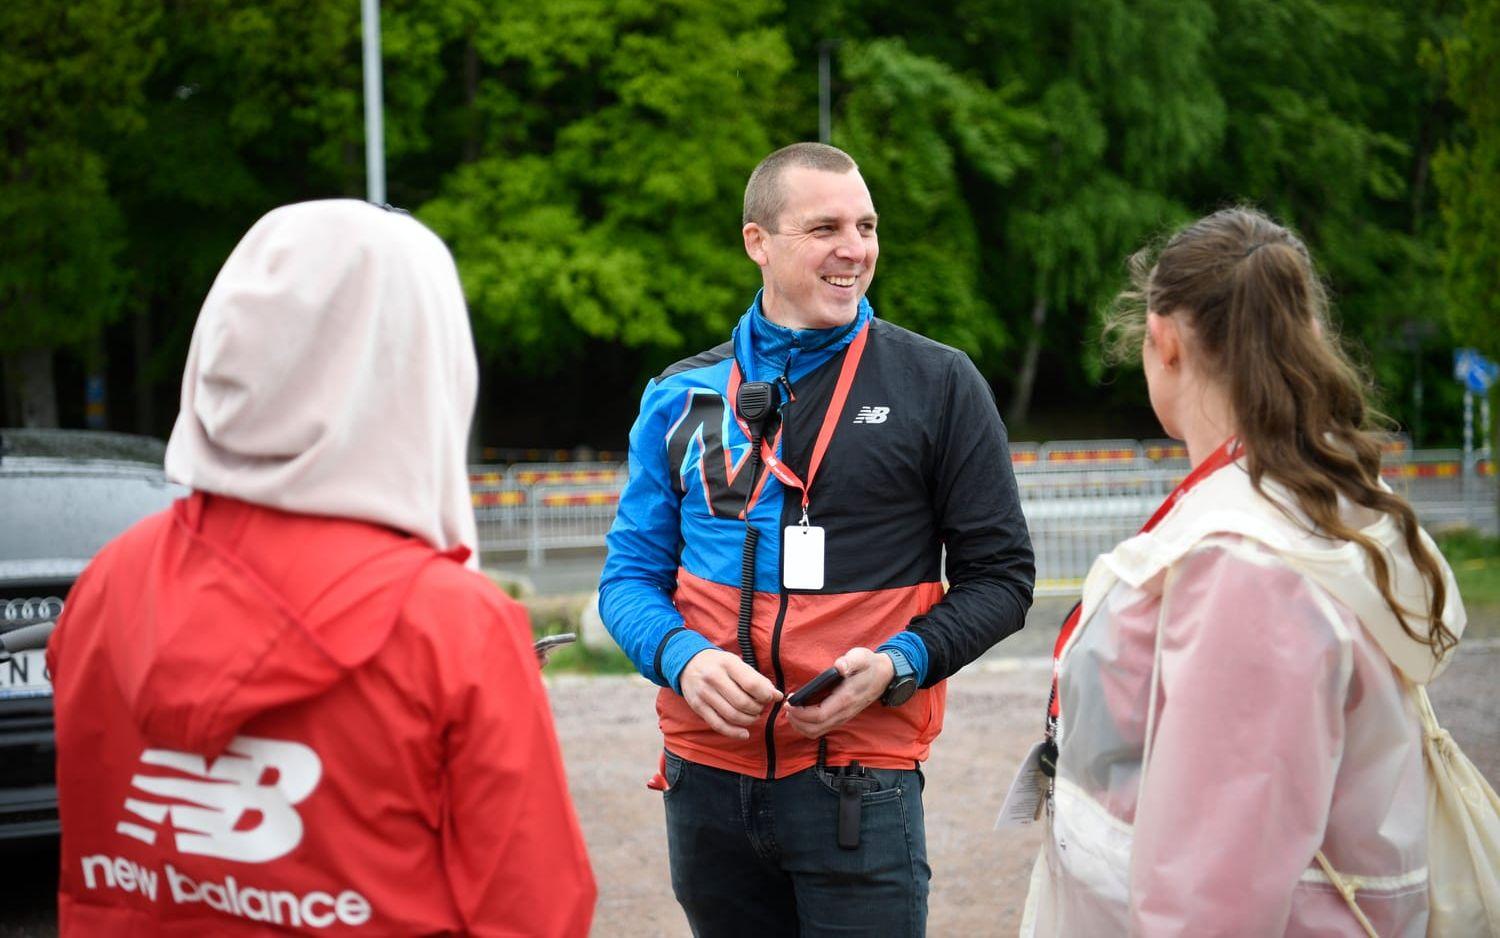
left=116, top=735, right=321, bottom=863
left=852, top=405, right=890, bottom=424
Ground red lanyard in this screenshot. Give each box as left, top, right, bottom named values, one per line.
left=1047, top=436, right=1241, bottom=721
left=725, top=321, right=870, bottom=521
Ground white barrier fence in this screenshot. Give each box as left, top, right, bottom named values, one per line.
left=472, top=444, right=1497, bottom=594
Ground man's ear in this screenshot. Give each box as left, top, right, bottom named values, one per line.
left=1146, top=312, right=1181, bottom=369
left=743, top=223, right=770, bottom=266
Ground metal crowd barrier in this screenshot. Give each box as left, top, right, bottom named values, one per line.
left=471, top=465, right=627, bottom=567
left=1384, top=449, right=1497, bottom=533
left=471, top=444, right=1497, bottom=594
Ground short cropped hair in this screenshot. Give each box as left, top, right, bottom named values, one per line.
left=742, top=143, right=858, bottom=229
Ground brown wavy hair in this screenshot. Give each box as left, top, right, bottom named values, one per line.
left=1105, top=206, right=1454, bottom=658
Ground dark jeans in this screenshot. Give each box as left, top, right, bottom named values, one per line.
left=662, top=750, right=930, bottom=937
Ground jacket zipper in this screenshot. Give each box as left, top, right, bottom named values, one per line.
left=761, top=349, right=799, bottom=781
left=762, top=592, right=790, bottom=780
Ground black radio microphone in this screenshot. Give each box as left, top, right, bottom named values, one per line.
left=733, top=380, right=780, bottom=670
left=737, top=381, right=777, bottom=428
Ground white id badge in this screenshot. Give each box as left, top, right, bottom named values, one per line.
left=994, top=740, right=1047, bottom=829
left=783, top=525, right=825, bottom=590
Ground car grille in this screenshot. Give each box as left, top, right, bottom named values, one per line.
left=0, top=804, right=58, bottom=826
left=0, top=692, right=55, bottom=777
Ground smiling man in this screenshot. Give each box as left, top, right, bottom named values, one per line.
left=599, top=143, right=1034, bottom=936
left=744, top=158, right=879, bottom=329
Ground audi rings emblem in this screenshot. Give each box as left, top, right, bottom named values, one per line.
left=2, top=596, right=65, bottom=624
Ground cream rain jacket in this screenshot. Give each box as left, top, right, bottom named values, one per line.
left=1022, top=459, right=1466, bottom=937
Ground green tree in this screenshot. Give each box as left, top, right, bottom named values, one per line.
left=835, top=38, right=1037, bottom=369
left=1431, top=0, right=1500, bottom=515
left=788, top=0, right=1221, bottom=431
left=0, top=0, right=161, bottom=426
left=1206, top=0, right=1453, bottom=438
left=106, top=0, right=430, bottom=432
left=977, top=0, right=1222, bottom=428
left=6, top=0, right=1488, bottom=452
left=418, top=0, right=794, bottom=375
left=1433, top=0, right=1500, bottom=360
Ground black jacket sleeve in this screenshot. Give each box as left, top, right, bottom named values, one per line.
left=907, top=353, right=1034, bottom=686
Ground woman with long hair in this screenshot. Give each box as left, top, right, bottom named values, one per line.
left=1022, top=206, right=1467, bottom=935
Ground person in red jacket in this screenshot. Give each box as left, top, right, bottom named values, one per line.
left=47, top=200, right=596, bottom=936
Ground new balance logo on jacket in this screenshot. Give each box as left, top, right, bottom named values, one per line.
left=852, top=405, right=890, bottom=424
left=79, top=734, right=374, bottom=930
left=116, top=735, right=318, bottom=862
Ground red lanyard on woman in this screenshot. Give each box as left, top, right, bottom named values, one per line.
left=1040, top=436, right=1242, bottom=774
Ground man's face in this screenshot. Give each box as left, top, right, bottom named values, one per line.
left=743, top=167, right=879, bottom=330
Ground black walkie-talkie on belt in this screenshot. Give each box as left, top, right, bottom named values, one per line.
left=838, top=763, right=867, bottom=850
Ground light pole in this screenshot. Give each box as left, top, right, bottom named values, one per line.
left=361, top=0, right=386, bottom=204
left=818, top=40, right=834, bottom=144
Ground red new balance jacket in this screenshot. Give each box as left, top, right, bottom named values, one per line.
left=48, top=493, right=595, bottom=936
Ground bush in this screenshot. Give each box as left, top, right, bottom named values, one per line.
left=527, top=597, right=636, bottom=675
left=1436, top=531, right=1500, bottom=639
left=538, top=639, right=637, bottom=676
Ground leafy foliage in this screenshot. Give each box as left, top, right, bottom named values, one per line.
left=419, top=0, right=792, bottom=372
left=837, top=37, right=1038, bottom=363
left=1, top=0, right=1492, bottom=445
left=1431, top=0, right=1500, bottom=360
left=0, top=0, right=160, bottom=350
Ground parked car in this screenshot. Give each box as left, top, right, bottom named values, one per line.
left=0, top=429, right=184, bottom=842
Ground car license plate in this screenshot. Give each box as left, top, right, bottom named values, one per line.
left=0, top=650, right=51, bottom=700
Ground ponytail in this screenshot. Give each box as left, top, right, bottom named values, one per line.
left=1108, top=207, right=1455, bottom=658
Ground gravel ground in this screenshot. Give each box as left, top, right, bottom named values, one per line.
left=6, top=635, right=1496, bottom=937
left=552, top=638, right=1500, bottom=937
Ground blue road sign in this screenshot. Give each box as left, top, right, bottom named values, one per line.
left=1454, top=348, right=1499, bottom=394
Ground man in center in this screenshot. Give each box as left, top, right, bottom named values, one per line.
left=600, top=142, right=1035, bottom=935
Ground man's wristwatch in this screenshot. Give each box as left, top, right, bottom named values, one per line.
left=880, top=649, right=918, bottom=707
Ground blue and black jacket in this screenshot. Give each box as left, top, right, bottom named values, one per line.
left=600, top=294, right=1034, bottom=778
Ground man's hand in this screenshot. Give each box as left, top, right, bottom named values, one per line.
left=679, top=649, right=783, bottom=740
left=785, top=647, right=895, bottom=739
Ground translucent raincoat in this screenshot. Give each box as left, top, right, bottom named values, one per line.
left=1022, top=460, right=1466, bottom=937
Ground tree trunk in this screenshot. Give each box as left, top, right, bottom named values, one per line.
left=1006, top=294, right=1048, bottom=430
left=463, top=35, right=480, bottom=164
left=0, top=356, right=11, bottom=426
left=1410, top=99, right=1439, bottom=233
left=3, top=348, right=58, bottom=428
left=133, top=307, right=156, bottom=435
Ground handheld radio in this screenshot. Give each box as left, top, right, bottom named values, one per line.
left=734, top=380, right=779, bottom=668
